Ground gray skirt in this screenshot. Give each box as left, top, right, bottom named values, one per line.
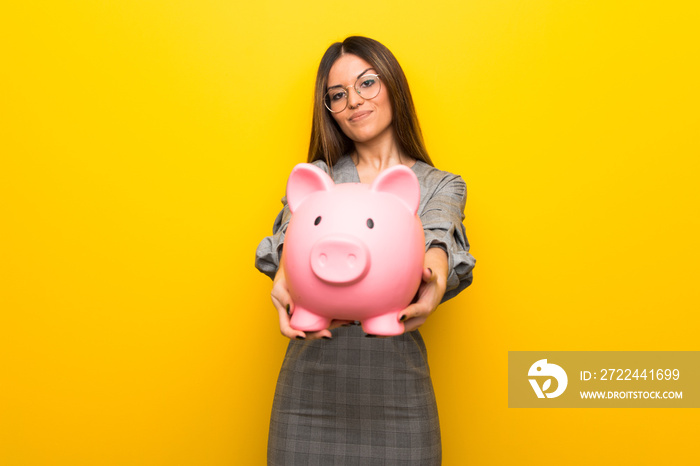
left=268, top=324, right=441, bottom=465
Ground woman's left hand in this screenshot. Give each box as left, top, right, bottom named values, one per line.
left=398, top=247, right=449, bottom=333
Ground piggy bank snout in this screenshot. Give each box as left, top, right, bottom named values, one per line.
left=309, top=235, right=370, bottom=284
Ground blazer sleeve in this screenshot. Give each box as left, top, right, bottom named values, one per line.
left=254, top=197, right=291, bottom=280
left=254, top=160, right=330, bottom=280
left=419, top=173, right=476, bottom=302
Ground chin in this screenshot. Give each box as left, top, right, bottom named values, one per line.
left=352, top=127, right=392, bottom=145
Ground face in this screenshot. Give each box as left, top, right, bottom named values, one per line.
left=326, top=54, right=393, bottom=145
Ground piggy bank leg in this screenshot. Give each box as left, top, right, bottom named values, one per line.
left=289, top=307, right=332, bottom=333
left=361, top=312, right=405, bottom=336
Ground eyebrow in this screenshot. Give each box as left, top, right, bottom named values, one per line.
left=327, top=67, right=376, bottom=90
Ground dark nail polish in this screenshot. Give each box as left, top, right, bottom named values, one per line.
left=296, top=335, right=305, bottom=340
left=322, top=336, right=332, bottom=340
left=399, top=315, right=407, bottom=322
left=286, top=304, right=291, bottom=315
left=365, top=334, right=376, bottom=338
left=428, top=268, right=433, bottom=275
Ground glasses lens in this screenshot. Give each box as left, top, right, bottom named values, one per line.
left=355, top=74, right=380, bottom=100
left=324, top=88, right=348, bottom=112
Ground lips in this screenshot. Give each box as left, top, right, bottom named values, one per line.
left=349, top=110, right=371, bottom=122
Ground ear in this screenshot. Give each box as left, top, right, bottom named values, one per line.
left=286, top=163, right=334, bottom=213
left=370, top=165, right=420, bottom=214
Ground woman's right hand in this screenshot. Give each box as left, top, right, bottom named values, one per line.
left=271, top=265, right=351, bottom=340
left=270, top=265, right=306, bottom=340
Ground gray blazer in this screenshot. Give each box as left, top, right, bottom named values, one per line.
left=255, top=155, right=475, bottom=302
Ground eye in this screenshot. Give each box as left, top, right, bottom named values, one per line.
left=359, top=77, right=377, bottom=88
left=314, top=216, right=322, bottom=225
left=330, top=90, right=347, bottom=101
left=366, top=218, right=374, bottom=229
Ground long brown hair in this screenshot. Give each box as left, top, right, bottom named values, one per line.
left=307, top=36, right=434, bottom=168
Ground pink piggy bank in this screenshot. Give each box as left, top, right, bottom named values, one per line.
left=283, top=163, right=425, bottom=336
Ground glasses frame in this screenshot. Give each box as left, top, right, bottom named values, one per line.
left=323, top=74, right=381, bottom=113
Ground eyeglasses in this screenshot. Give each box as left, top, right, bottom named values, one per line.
left=323, top=74, right=381, bottom=113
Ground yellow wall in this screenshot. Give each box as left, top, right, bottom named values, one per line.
left=2, top=1, right=698, bottom=464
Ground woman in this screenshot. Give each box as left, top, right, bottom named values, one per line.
left=255, top=36, right=475, bottom=465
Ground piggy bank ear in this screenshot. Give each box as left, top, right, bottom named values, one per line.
left=286, top=163, right=334, bottom=213
left=370, top=165, right=420, bottom=214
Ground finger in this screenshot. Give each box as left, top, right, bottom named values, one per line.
left=276, top=307, right=306, bottom=340
left=422, top=267, right=435, bottom=282
left=271, top=288, right=293, bottom=314
left=280, top=322, right=307, bottom=340
left=304, top=329, right=334, bottom=340
left=271, top=297, right=290, bottom=324
left=271, top=295, right=291, bottom=317
left=402, top=315, right=428, bottom=333
left=305, top=319, right=355, bottom=340
left=272, top=295, right=305, bottom=340
left=398, top=301, right=430, bottom=323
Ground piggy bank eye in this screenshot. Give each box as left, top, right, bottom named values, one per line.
left=314, top=216, right=322, bottom=226
left=366, top=218, right=374, bottom=229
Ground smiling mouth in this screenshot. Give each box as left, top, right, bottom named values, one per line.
left=349, top=111, right=371, bottom=122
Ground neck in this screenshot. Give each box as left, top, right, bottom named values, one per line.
left=351, top=129, right=412, bottom=171
left=351, top=129, right=415, bottom=184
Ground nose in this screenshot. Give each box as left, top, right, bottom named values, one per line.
left=347, top=86, right=364, bottom=109
left=310, top=235, right=370, bottom=284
